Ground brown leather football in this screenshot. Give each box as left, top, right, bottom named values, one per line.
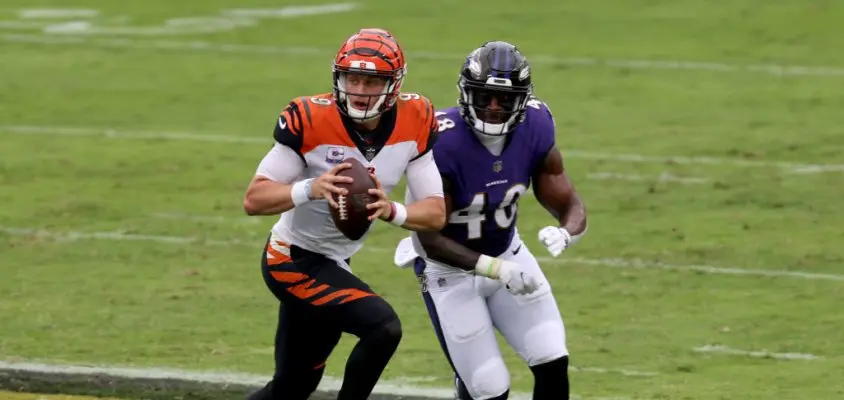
left=330, top=157, right=377, bottom=240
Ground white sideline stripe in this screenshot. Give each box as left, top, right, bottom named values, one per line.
left=3, top=33, right=844, bottom=78
left=588, top=172, right=710, bottom=185
left=2, top=226, right=843, bottom=283
left=0, top=360, right=636, bottom=400
left=0, top=360, right=455, bottom=399
left=693, top=345, right=822, bottom=361
left=4, top=125, right=844, bottom=174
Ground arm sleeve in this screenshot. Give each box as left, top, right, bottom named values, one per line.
left=255, top=143, right=305, bottom=184
left=405, top=151, right=444, bottom=200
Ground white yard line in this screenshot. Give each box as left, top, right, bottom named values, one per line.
left=570, top=366, right=657, bottom=377
left=0, top=360, right=636, bottom=400
left=222, top=4, right=358, bottom=19
left=0, top=226, right=245, bottom=246
left=555, top=256, right=844, bottom=282
left=151, top=212, right=263, bottom=224
left=3, top=33, right=844, bottom=78
left=2, top=226, right=843, bottom=282
left=693, top=345, right=823, bottom=361
left=568, top=150, right=844, bottom=174
left=588, top=172, right=710, bottom=185
left=1, top=124, right=269, bottom=143
left=3, top=124, right=843, bottom=174
left=18, top=9, right=100, bottom=19
left=8, top=5, right=360, bottom=36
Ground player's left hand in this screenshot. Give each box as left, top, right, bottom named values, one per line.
left=366, top=173, right=392, bottom=221
left=538, top=226, right=572, bottom=257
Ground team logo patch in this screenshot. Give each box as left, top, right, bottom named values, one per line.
left=326, top=147, right=345, bottom=164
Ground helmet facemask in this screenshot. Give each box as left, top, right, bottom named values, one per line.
left=333, top=67, right=405, bottom=122
left=458, top=77, right=531, bottom=136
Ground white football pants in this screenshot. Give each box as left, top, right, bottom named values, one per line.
left=398, top=234, right=568, bottom=400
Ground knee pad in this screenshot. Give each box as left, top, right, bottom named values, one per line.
left=464, top=358, right=510, bottom=400
left=378, top=316, right=403, bottom=341
left=524, top=321, right=568, bottom=366
left=365, top=315, right=403, bottom=349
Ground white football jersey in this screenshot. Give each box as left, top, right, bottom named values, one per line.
left=269, top=93, right=437, bottom=263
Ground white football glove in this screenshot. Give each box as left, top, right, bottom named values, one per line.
left=538, top=226, right=572, bottom=257
left=475, top=255, right=541, bottom=295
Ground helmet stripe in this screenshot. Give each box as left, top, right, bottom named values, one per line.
left=492, top=48, right=501, bottom=77
left=351, top=37, right=398, bottom=55
left=503, top=50, right=512, bottom=78
left=345, top=48, right=397, bottom=69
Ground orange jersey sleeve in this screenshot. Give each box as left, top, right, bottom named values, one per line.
left=386, top=92, right=438, bottom=160
left=273, top=94, right=354, bottom=162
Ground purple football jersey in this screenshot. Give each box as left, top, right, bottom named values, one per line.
left=433, top=100, right=556, bottom=257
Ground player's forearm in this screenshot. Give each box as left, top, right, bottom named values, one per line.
left=397, top=197, right=446, bottom=231
left=243, top=178, right=308, bottom=216
left=558, top=194, right=587, bottom=235
left=417, top=231, right=480, bottom=271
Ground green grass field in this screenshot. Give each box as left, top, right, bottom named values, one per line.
left=0, top=392, right=118, bottom=400
left=1, top=1, right=843, bottom=399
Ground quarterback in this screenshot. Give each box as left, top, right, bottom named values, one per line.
left=243, top=28, right=446, bottom=400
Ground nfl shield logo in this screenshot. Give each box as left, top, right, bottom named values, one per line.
left=493, top=160, right=503, bottom=172
left=326, top=147, right=345, bottom=164
left=365, top=147, right=377, bottom=161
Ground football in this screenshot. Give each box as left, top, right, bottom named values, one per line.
left=330, top=157, right=378, bottom=240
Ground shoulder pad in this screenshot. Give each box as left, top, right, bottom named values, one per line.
left=391, top=92, right=437, bottom=159
left=273, top=93, right=336, bottom=155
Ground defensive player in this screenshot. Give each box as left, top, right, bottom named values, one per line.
left=243, top=28, right=446, bottom=400
left=393, top=41, right=587, bottom=399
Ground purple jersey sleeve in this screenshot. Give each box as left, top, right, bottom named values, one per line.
left=431, top=108, right=463, bottom=181
left=527, top=99, right=557, bottom=173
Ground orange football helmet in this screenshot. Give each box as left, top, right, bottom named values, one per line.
left=332, top=28, right=407, bottom=122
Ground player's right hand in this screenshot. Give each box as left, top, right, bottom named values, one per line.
left=311, top=162, right=353, bottom=209
left=366, top=173, right=392, bottom=221
left=475, top=255, right=541, bottom=295
left=497, top=259, right=542, bottom=295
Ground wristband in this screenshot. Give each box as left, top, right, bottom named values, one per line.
left=474, top=254, right=501, bottom=279
left=386, top=201, right=407, bottom=227
left=291, top=179, right=314, bottom=207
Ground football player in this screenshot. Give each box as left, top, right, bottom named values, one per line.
left=242, top=28, right=446, bottom=400
left=393, top=41, right=587, bottom=399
